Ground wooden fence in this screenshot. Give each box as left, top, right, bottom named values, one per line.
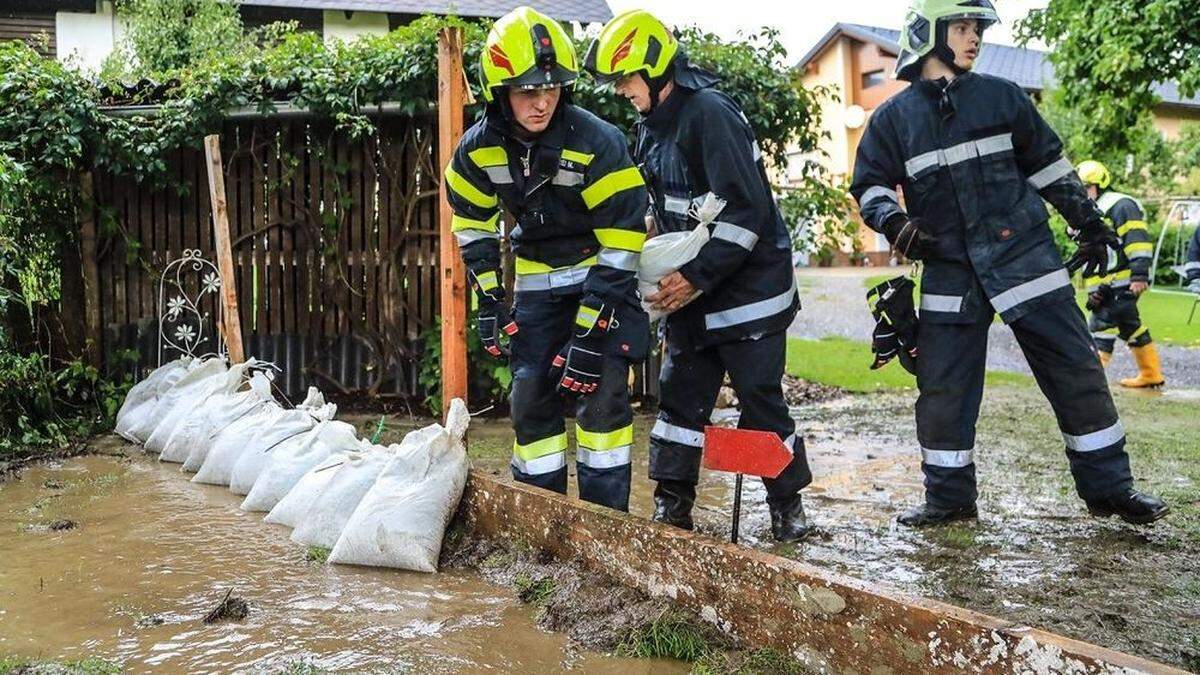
left=90, top=112, right=660, bottom=402
left=93, top=114, right=441, bottom=398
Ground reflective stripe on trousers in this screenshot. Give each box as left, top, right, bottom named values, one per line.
left=922, top=447, right=975, bottom=468
left=1062, top=421, right=1124, bottom=452
left=650, top=418, right=704, bottom=448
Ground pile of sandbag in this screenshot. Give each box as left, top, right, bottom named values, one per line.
left=113, top=357, right=471, bottom=573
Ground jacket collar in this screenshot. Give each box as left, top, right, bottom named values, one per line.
left=483, top=103, right=570, bottom=197
left=641, top=84, right=692, bottom=135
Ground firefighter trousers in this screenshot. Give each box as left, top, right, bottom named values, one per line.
left=1088, top=289, right=1151, bottom=352
left=508, top=286, right=633, bottom=511
left=648, top=329, right=812, bottom=506
left=916, top=296, right=1133, bottom=509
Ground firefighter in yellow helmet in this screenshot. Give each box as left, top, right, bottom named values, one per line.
left=586, top=10, right=813, bottom=541
left=444, top=7, right=649, bottom=510
left=1076, top=160, right=1164, bottom=387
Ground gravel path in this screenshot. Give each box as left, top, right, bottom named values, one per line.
left=788, top=266, right=1200, bottom=388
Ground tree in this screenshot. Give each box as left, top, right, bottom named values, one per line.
left=102, top=0, right=252, bottom=81
left=1018, top=0, right=1200, bottom=155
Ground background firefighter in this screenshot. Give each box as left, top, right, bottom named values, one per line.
left=585, top=9, right=813, bottom=542
left=850, top=0, right=1168, bottom=528
left=443, top=7, right=649, bottom=511
left=1075, top=160, right=1164, bottom=388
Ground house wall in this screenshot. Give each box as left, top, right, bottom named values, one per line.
left=1152, top=107, right=1200, bottom=140
left=55, top=0, right=119, bottom=73
left=44, top=4, right=396, bottom=73
left=322, top=9, right=390, bottom=44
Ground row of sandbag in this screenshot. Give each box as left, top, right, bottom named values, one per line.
left=114, top=357, right=470, bottom=573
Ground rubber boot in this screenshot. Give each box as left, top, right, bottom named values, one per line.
left=1098, top=350, right=1112, bottom=368
left=769, top=493, right=812, bottom=542
left=1120, top=343, right=1165, bottom=388
left=897, top=502, right=978, bottom=528
left=651, top=480, right=695, bottom=531
left=1085, top=488, right=1169, bottom=525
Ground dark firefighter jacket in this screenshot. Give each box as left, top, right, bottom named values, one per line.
left=851, top=72, right=1106, bottom=324
left=635, top=84, right=799, bottom=350
left=444, top=103, right=650, bottom=358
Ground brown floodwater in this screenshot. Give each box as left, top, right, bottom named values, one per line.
left=0, top=443, right=686, bottom=674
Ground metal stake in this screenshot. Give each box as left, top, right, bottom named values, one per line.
left=731, top=473, right=743, bottom=544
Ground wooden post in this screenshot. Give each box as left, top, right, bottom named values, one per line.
left=78, top=171, right=103, bottom=368
left=203, top=134, right=246, bottom=364
left=438, top=27, right=468, bottom=414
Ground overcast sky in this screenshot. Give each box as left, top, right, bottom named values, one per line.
left=603, top=0, right=1051, bottom=63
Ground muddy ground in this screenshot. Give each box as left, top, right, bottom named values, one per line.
left=381, top=380, right=1200, bottom=672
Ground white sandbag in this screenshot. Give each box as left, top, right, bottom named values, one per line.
left=263, top=452, right=351, bottom=528
left=161, top=371, right=276, bottom=465
left=240, top=419, right=360, bottom=512
left=638, top=227, right=709, bottom=322
left=115, top=358, right=193, bottom=442
left=182, top=386, right=321, bottom=474
left=192, top=390, right=332, bottom=487
left=290, top=441, right=394, bottom=549
left=227, top=389, right=332, bottom=495
left=149, top=359, right=261, bottom=457
left=638, top=192, right=728, bottom=322
left=132, top=357, right=228, bottom=451
left=329, top=399, right=470, bottom=572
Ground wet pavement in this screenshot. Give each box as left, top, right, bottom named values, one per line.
left=0, top=442, right=684, bottom=674
left=788, top=266, right=1200, bottom=387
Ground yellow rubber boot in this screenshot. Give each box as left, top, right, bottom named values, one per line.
left=1098, top=350, right=1112, bottom=368
left=1120, top=344, right=1165, bottom=388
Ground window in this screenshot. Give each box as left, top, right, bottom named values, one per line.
left=861, top=69, right=886, bottom=89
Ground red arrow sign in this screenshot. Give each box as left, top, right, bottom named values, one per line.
left=702, top=426, right=792, bottom=478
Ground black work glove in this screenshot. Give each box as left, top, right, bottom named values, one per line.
left=866, top=276, right=918, bottom=375
left=549, top=297, right=614, bottom=395
left=883, top=214, right=938, bottom=261
left=477, top=301, right=518, bottom=359
left=1085, top=284, right=1114, bottom=311
left=1065, top=220, right=1120, bottom=278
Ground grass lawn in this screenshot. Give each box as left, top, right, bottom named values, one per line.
left=863, top=274, right=1200, bottom=348
left=785, top=335, right=1028, bottom=393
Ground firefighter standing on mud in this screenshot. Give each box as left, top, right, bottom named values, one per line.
left=850, top=0, right=1168, bottom=527
left=1075, top=160, right=1164, bottom=388
left=443, top=7, right=649, bottom=511
left=585, top=10, right=813, bottom=541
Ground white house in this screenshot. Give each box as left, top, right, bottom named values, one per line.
left=2, top=0, right=614, bottom=73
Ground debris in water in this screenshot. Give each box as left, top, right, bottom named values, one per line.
left=42, top=479, right=65, bottom=489
left=48, top=519, right=76, bottom=531
left=782, top=375, right=844, bottom=405
left=202, top=588, right=249, bottom=624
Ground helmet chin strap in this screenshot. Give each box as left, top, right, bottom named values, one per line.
left=637, top=61, right=676, bottom=116
left=932, top=20, right=970, bottom=76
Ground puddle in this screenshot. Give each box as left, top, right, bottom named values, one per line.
left=0, top=453, right=685, bottom=674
